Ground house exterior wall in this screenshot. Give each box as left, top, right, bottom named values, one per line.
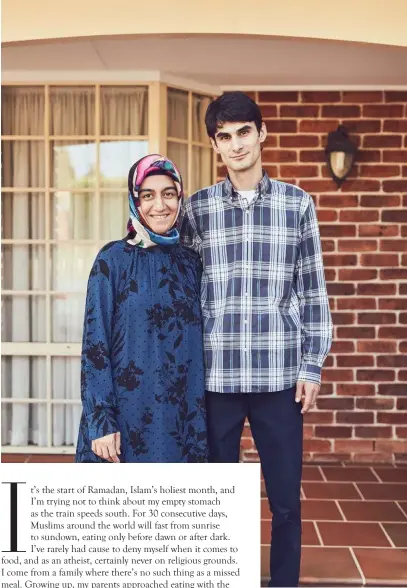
left=222, top=90, right=407, bottom=464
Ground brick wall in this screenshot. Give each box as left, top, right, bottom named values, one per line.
left=221, top=90, right=407, bottom=464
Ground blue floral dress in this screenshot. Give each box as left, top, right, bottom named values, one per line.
left=75, top=240, right=207, bottom=463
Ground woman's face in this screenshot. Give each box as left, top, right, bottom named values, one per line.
left=138, top=174, right=179, bottom=234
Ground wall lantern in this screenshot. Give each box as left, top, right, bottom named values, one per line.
left=325, top=125, right=357, bottom=187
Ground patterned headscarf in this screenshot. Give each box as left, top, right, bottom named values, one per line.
left=127, top=154, right=184, bottom=248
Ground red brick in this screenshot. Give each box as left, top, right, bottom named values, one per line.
left=343, top=91, right=383, bottom=103
left=346, top=120, right=381, bottom=133
left=262, top=135, right=278, bottom=148
left=303, top=439, right=332, bottom=452
left=322, top=369, right=354, bottom=382
left=403, top=228, right=407, bottom=239
left=357, top=341, right=397, bottom=353
left=357, top=369, right=395, bottom=382
left=358, top=284, right=396, bottom=296
left=380, top=240, right=407, bottom=252
left=301, top=180, right=337, bottom=193
left=338, top=269, right=377, bottom=281
left=341, top=180, right=381, bottom=193
left=300, top=151, right=325, bottom=163
left=364, top=135, right=402, bottom=148
left=378, top=412, right=407, bottom=424
left=304, top=411, right=333, bottom=424
left=262, top=164, right=279, bottom=177
left=355, top=426, right=392, bottom=438
left=384, top=120, right=407, bottom=132
left=337, top=298, right=376, bottom=310
left=337, top=412, right=374, bottom=424
left=315, top=426, right=352, bottom=438
left=336, top=383, right=375, bottom=397
left=327, top=284, right=356, bottom=297
left=382, top=210, right=407, bottom=223
left=267, top=121, right=297, bottom=133
left=363, top=105, right=404, bottom=117
left=383, top=181, right=407, bottom=193
left=339, top=240, right=377, bottom=252
left=331, top=341, right=355, bottom=353
left=331, top=313, right=355, bottom=326
left=318, top=210, right=338, bottom=222
left=377, top=355, right=407, bottom=368
left=379, top=326, right=407, bottom=338
left=321, top=225, right=357, bottom=238
left=280, top=105, right=320, bottom=118
left=359, top=167, right=400, bottom=179
left=341, top=210, right=379, bottom=222
left=396, top=427, right=407, bottom=438
left=324, top=254, right=357, bottom=266
left=379, top=298, right=407, bottom=310
left=258, top=91, right=299, bottom=102
left=321, top=240, right=335, bottom=253
left=399, top=370, right=407, bottom=381
left=335, top=440, right=374, bottom=453
left=337, top=355, right=374, bottom=367
left=359, top=224, right=399, bottom=237
left=302, top=92, right=341, bottom=103
left=357, top=398, right=394, bottom=410
left=319, top=383, right=334, bottom=395
left=322, top=105, right=361, bottom=117
left=380, top=268, right=407, bottom=280
left=358, top=312, right=396, bottom=324
left=300, top=120, right=340, bottom=133
left=376, top=440, right=407, bottom=454
left=378, top=385, right=407, bottom=396
left=397, top=399, right=407, bottom=410
left=385, top=91, right=407, bottom=102
left=280, top=135, right=319, bottom=148
left=320, top=195, right=358, bottom=208
left=401, top=284, right=407, bottom=295
left=361, top=254, right=399, bottom=267
left=262, top=149, right=297, bottom=163
left=383, top=150, right=407, bottom=163
left=357, top=150, right=381, bottom=163
left=260, top=105, right=278, bottom=118
left=337, top=326, right=375, bottom=339
left=280, top=165, right=318, bottom=178
left=324, top=269, right=336, bottom=281
left=318, top=398, right=354, bottom=410
left=404, top=167, right=407, bottom=177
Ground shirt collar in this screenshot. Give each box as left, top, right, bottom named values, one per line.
left=223, top=170, right=270, bottom=202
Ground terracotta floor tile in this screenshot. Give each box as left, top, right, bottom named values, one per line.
left=300, top=547, right=362, bottom=586
left=27, top=454, right=75, bottom=463
left=261, top=519, right=320, bottom=546
left=399, top=502, right=407, bottom=517
left=373, top=467, right=407, bottom=483
left=317, top=521, right=391, bottom=547
left=302, top=499, right=343, bottom=521
left=261, top=498, right=271, bottom=519
left=339, top=500, right=407, bottom=522
left=1, top=454, right=30, bottom=462
left=302, top=466, right=324, bottom=481
left=303, top=481, right=360, bottom=500
left=353, top=548, right=407, bottom=585
left=382, top=523, right=407, bottom=547
left=321, top=466, right=377, bottom=482
left=356, top=482, right=407, bottom=501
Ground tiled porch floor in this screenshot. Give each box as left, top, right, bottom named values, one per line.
left=2, top=456, right=407, bottom=586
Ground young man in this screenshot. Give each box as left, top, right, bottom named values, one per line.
left=180, top=92, right=333, bottom=587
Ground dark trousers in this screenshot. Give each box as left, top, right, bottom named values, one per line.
left=206, top=386, right=303, bottom=588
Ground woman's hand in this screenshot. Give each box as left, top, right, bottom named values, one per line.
left=92, top=432, right=121, bottom=462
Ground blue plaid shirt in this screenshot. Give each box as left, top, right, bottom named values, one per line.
left=179, top=172, right=333, bottom=393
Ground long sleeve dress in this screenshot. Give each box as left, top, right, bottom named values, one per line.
left=75, top=240, right=207, bottom=463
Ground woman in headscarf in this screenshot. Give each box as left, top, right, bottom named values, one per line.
left=75, top=154, right=207, bottom=463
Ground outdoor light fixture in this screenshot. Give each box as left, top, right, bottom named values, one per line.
left=325, top=125, right=357, bottom=187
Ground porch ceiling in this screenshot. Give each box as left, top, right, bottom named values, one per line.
left=2, top=35, right=407, bottom=88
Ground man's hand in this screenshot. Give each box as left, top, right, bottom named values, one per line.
left=92, top=432, right=121, bottom=463
left=295, top=381, right=320, bottom=414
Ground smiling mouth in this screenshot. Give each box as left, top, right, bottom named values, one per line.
left=150, top=214, right=170, bottom=219
left=232, top=153, right=248, bottom=160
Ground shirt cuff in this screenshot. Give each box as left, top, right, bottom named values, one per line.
left=86, top=407, right=119, bottom=441
left=297, top=362, right=322, bottom=385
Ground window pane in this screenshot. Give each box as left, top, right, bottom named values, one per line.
left=168, top=142, right=188, bottom=193
left=1, top=86, right=44, bottom=135
left=2, top=245, right=46, bottom=291
left=1, top=356, right=47, bottom=400
left=52, top=141, right=96, bottom=189
left=51, top=191, right=96, bottom=240
left=50, top=86, right=95, bottom=135
left=1, top=400, right=48, bottom=446
left=2, top=295, right=46, bottom=342
left=52, top=294, right=85, bottom=343
left=100, top=86, right=148, bottom=135
left=191, top=147, right=213, bottom=195
left=192, top=94, right=211, bottom=144
left=100, top=192, right=128, bottom=241
left=167, top=88, right=188, bottom=139
left=51, top=244, right=98, bottom=292
left=51, top=358, right=82, bottom=446
left=99, top=140, right=149, bottom=189
left=2, top=141, right=45, bottom=188
left=1, top=192, right=46, bottom=240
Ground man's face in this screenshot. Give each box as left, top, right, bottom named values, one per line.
left=211, top=121, right=267, bottom=173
